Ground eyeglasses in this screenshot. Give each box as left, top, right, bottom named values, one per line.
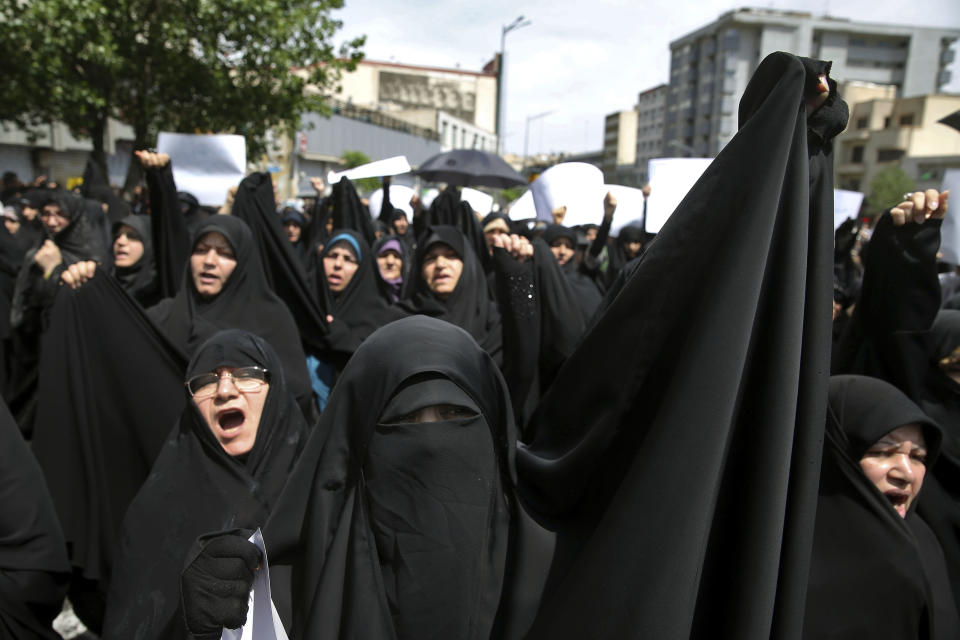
left=185, top=366, right=270, bottom=399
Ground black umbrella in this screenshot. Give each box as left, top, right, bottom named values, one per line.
left=416, top=149, right=526, bottom=188
left=938, top=109, right=960, bottom=133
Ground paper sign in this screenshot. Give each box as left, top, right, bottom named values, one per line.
left=221, top=529, right=289, bottom=640
left=604, top=185, right=649, bottom=235
left=506, top=191, right=533, bottom=220
left=157, top=133, right=246, bottom=207
left=327, top=156, right=411, bottom=185
left=939, top=169, right=960, bottom=264
left=460, top=188, right=494, bottom=216
left=833, top=189, right=865, bottom=230
left=367, top=185, right=415, bottom=221
left=645, top=158, right=713, bottom=233
left=530, top=163, right=605, bottom=227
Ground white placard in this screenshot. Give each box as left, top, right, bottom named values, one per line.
left=221, top=529, right=288, bottom=640
left=939, top=170, right=960, bottom=264
left=530, top=163, right=605, bottom=226
left=506, top=191, right=532, bottom=219
left=420, top=187, right=440, bottom=209
left=833, top=189, right=864, bottom=230
left=367, top=185, right=415, bottom=221
left=327, top=156, right=411, bottom=186
left=157, top=133, right=246, bottom=207
left=460, top=188, right=494, bottom=216
left=645, top=158, right=714, bottom=233
left=604, top=185, right=649, bottom=235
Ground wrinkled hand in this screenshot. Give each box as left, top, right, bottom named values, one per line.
left=603, top=192, right=618, bottom=219
left=34, top=240, right=62, bottom=276
left=551, top=206, right=567, bottom=225
left=492, top=233, right=534, bottom=262
left=135, top=150, right=170, bottom=169
left=310, top=177, right=325, bottom=194
left=61, top=261, right=97, bottom=289
left=890, top=189, right=949, bottom=226
left=181, top=534, right=261, bottom=639
left=805, top=74, right=830, bottom=115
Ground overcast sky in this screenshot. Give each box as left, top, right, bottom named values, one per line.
left=332, top=0, right=960, bottom=156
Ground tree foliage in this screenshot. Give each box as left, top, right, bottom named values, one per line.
left=1, top=0, right=364, bottom=185
left=866, top=165, right=915, bottom=216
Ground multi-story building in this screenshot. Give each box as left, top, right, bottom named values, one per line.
left=664, top=8, right=959, bottom=158
left=635, top=84, right=667, bottom=184
left=602, top=109, right=640, bottom=186
left=835, top=92, right=960, bottom=196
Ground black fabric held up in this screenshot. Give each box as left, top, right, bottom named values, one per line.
left=146, top=215, right=314, bottom=416
left=0, top=396, right=69, bottom=640
left=145, top=163, right=191, bottom=299
left=518, top=52, right=841, bottom=639
left=330, top=178, right=376, bottom=246
left=108, top=215, right=161, bottom=308
left=102, top=330, right=307, bottom=640
left=803, top=375, right=955, bottom=640
left=231, top=172, right=329, bottom=354
left=262, top=317, right=516, bottom=640
left=30, top=272, right=186, bottom=594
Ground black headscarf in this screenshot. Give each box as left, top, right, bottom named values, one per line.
left=331, top=177, right=376, bottom=246
left=804, top=375, right=957, bottom=640
left=263, top=316, right=515, bottom=639
left=311, top=229, right=405, bottom=359
left=0, top=397, right=69, bottom=640
left=107, top=214, right=160, bottom=307
left=398, top=225, right=502, bottom=362
left=146, top=215, right=314, bottom=415
left=102, top=330, right=307, bottom=640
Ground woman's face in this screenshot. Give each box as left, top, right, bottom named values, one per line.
left=191, top=366, right=270, bottom=457
left=550, top=237, right=575, bottom=265
left=284, top=221, right=302, bottom=244
left=323, top=241, right=359, bottom=293
left=40, top=202, right=69, bottom=234
left=859, top=423, right=928, bottom=518
left=113, top=224, right=145, bottom=268
left=625, top=240, right=643, bottom=259
left=190, top=231, right=237, bottom=297
left=421, top=243, right=463, bottom=299
left=377, top=249, right=403, bottom=281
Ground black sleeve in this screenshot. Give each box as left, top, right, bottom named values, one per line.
left=146, top=164, right=191, bottom=298
left=491, top=247, right=539, bottom=428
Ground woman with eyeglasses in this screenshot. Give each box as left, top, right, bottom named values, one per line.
left=101, top=329, right=308, bottom=640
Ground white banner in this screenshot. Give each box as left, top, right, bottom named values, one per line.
left=645, top=158, right=713, bottom=233
left=460, top=188, right=494, bottom=216
left=939, top=169, right=960, bottom=263
left=833, top=189, right=864, bottom=230
left=367, top=185, right=415, bottom=221
left=157, top=133, right=246, bottom=207
left=327, top=156, right=411, bottom=185
left=530, top=163, right=605, bottom=226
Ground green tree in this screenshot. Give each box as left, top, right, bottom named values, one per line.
left=340, top=150, right=380, bottom=194
left=866, top=166, right=915, bottom=216
left=1, top=0, right=364, bottom=190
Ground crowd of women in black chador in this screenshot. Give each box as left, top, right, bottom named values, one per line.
left=1, top=50, right=959, bottom=640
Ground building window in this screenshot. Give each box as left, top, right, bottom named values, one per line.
left=899, top=114, right=914, bottom=126
left=877, top=148, right=905, bottom=162
left=856, top=117, right=868, bottom=130
left=851, top=146, right=864, bottom=163
left=884, top=117, right=891, bottom=129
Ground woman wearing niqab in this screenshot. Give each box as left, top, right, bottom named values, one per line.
left=804, top=375, right=959, bottom=639
left=146, top=215, right=314, bottom=416
left=102, top=330, right=307, bottom=640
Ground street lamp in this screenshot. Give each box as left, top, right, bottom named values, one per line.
left=523, top=110, right=554, bottom=170
left=496, top=15, right=531, bottom=155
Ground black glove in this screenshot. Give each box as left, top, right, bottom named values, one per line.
left=180, top=531, right=262, bottom=640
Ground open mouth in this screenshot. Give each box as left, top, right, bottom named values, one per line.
left=217, top=409, right=246, bottom=434
left=884, top=491, right=909, bottom=517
